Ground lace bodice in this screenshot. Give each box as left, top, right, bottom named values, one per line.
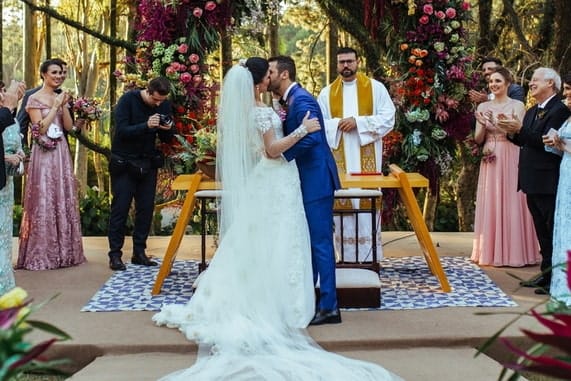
left=252, top=106, right=283, bottom=154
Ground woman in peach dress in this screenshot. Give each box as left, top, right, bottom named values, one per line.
left=471, top=67, right=540, bottom=267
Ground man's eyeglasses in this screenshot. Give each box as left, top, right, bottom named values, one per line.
left=337, top=59, right=356, bottom=66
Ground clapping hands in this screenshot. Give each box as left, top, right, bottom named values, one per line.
left=0, top=80, right=26, bottom=111
left=475, top=110, right=496, bottom=129
left=496, top=111, right=522, bottom=134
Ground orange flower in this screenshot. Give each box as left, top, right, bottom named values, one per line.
left=415, top=60, right=423, bottom=67
left=400, top=43, right=409, bottom=51
left=408, top=55, right=417, bottom=64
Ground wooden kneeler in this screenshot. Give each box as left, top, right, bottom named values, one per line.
left=152, top=174, right=202, bottom=295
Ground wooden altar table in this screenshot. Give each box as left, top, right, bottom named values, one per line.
left=151, top=164, right=451, bottom=295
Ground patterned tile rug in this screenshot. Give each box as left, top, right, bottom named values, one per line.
left=81, top=256, right=516, bottom=312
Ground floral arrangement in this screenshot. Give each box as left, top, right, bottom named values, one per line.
left=390, top=0, right=478, bottom=189
left=161, top=113, right=217, bottom=174
left=0, top=287, right=70, bottom=380
left=478, top=251, right=571, bottom=380
left=72, top=97, right=103, bottom=121
left=114, top=0, right=251, bottom=176
left=30, top=122, right=60, bottom=151
left=193, top=127, right=217, bottom=164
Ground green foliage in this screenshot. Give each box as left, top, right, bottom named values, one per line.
left=12, top=205, right=23, bottom=237
left=0, top=289, right=71, bottom=381
left=78, top=187, right=110, bottom=236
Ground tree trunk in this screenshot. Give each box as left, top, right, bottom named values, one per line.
left=219, top=26, right=232, bottom=79
left=476, top=0, right=492, bottom=55
left=326, top=22, right=338, bottom=84
left=455, top=145, right=479, bottom=232
left=423, top=186, right=438, bottom=231
left=553, top=0, right=571, bottom=74
left=23, top=0, right=39, bottom=87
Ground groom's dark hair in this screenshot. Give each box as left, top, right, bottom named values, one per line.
left=268, top=55, right=296, bottom=82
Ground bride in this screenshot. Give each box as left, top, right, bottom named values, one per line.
left=152, top=57, right=402, bottom=381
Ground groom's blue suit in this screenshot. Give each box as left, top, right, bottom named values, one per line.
left=282, top=84, right=341, bottom=311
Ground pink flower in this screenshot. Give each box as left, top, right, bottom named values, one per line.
left=462, top=2, right=470, bottom=10
left=435, top=107, right=449, bottom=123
left=170, top=62, right=181, bottom=71
left=177, top=44, right=188, bottom=54
left=189, top=54, right=200, bottom=64
left=165, top=66, right=177, bottom=75
left=192, top=75, right=202, bottom=86
left=180, top=72, right=192, bottom=83
left=190, top=64, right=200, bottom=74
left=204, top=1, right=216, bottom=11
left=193, top=7, right=203, bottom=18
left=435, top=11, right=446, bottom=20
left=419, top=15, right=429, bottom=25
left=445, top=8, right=457, bottom=19
left=423, top=4, right=433, bottom=15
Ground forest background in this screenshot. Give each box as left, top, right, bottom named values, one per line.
left=1, top=0, right=571, bottom=236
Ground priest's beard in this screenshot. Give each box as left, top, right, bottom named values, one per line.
left=340, top=68, right=356, bottom=78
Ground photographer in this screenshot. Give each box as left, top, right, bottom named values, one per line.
left=108, top=76, right=174, bottom=271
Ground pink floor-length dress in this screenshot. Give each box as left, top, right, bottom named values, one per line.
left=471, top=100, right=540, bottom=267
left=17, top=98, right=85, bottom=270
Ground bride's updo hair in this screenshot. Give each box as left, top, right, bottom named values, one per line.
left=245, top=57, right=269, bottom=85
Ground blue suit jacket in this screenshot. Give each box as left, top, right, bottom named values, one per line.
left=282, top=85, right=340, bottom=202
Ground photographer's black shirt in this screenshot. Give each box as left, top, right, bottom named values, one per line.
left=112, top=90, right=174, bottom=159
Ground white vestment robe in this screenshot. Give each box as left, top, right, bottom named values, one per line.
left=317, top=78, right=395, bottom=262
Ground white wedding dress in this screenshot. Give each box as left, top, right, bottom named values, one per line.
left=153, top=107, right=402, bottom=380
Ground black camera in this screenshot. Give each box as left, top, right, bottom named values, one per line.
left=159, top=114, right=173, bottom=127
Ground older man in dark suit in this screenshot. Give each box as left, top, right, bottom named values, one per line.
left=499, top=67, right=571, bottom=295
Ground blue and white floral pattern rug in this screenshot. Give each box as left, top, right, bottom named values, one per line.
left=81, top=256, right=516, bottom=312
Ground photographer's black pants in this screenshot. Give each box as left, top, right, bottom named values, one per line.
left=107, top=167, right=157, bottom=259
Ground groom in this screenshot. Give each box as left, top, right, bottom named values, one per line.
left=268, top=56, right=342, bottom=325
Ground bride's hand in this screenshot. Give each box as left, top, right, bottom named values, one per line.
left=302, top=111, right=321, bottom=133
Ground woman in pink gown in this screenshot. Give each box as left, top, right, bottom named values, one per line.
left=17, top=59, right=85, bottom=270
left=471, top=67, right=540, bottom=267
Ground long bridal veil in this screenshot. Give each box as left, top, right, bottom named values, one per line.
left=215, top=63, right=257, bottom=239
left=153, top=63, right=403, bottom=381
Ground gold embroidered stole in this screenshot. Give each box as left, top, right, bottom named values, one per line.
left=330, top=73, right=379, bottom=209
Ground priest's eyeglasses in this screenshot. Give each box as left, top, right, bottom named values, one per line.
left=337, top=59, right=356, bottom=66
